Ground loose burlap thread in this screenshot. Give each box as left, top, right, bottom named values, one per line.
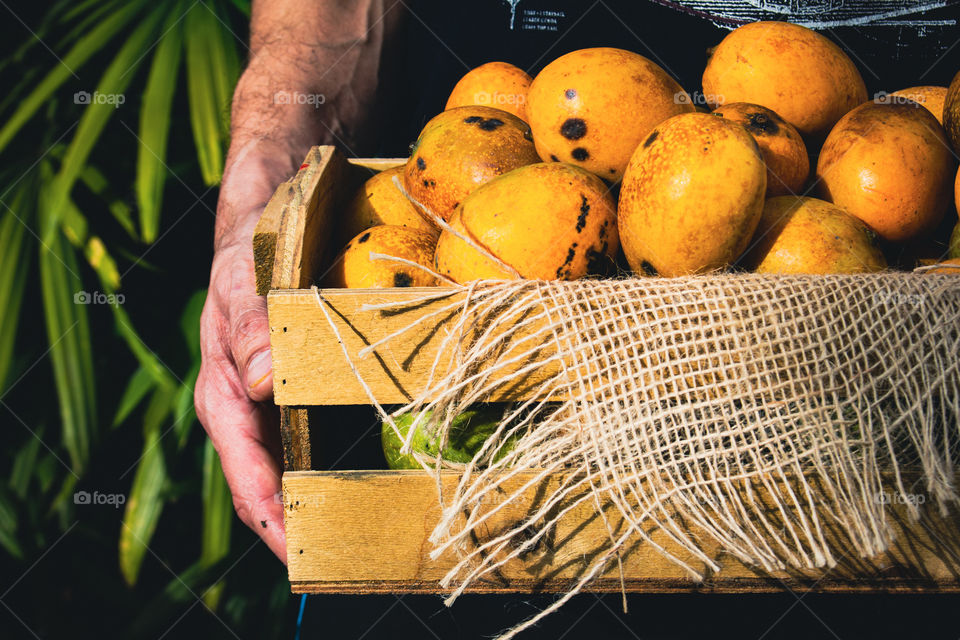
left=315, top=272, right=960, bottom=639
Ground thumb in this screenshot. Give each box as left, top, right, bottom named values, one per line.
left=230, top=299, right=274, bottom=403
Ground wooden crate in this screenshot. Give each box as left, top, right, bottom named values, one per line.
left=255, top=145, right=960, bottom=595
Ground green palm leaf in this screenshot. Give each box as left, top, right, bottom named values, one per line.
left=9, top=426, right=44, bottom=500
left=0, top=186, right=33, bottom=392
left=201, top=438, right=232, bottom=609
left=119, top=386, right=173, bottom=585
left=113, top=366, right=157, bottom=427
left=0, top=487, right=24, bottom=559
left=61, top=198, right=122, bottom=290
left=125, top=557, right=233, bottom=637
left=44, top=6, right=165, bottom=243
left=205, top=0, right=241, bottom=136
left=78, top=162, right=137, bottom=239
left=38, top=222, right=96, bottom=474
left=137, top=3, right=185, bottom=243
left=38, top=159, right=96, bottom=476
left=0, top=0, right=148, bottom=154
left=184, top=2, right=235, bottom=185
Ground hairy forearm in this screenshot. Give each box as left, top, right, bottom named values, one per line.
left=215, top=0, right=402, bottom=248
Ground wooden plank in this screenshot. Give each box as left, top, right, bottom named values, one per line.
left=271, top=146, right=332, bottom=289
left=269, top=149, right=409, bottom=292
left=350, top=157, right=406, bottom=172
left=255, top=151, right=408, bottom=295
left=254, top=180, right=295, bottom=296
left=268, top=287, right=561, bottom=406
left=283, top=470, right=960, bottom=594
left=280, top=407, right=311, bottom=472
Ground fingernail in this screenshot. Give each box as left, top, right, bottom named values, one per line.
left=246, top=350, right=273, bottom=391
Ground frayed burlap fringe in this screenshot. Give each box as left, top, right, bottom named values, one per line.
left=316, top=273, right=960, bottom=639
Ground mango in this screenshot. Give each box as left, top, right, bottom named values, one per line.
left=618, top=112, right=766, bottom=276
left=712, top=102, right=809, bottom=197
left=434, top=162, right=618, bottom=283
left=326, top=225, right=437, bottom=289
left=944, top=72, right=960, bottom=153
left=404, top=106, right=539, bottom=223
left=526, top=47, right=693, bottom=181
left=382, top=407, right=516, bottom=469
left=702, top=21, right=867, bottom=140
left=337, top=166, right=438, bottom=247
left=926, top=257, right=960, bottom=274
left=744, top=197, right=886, bottom=274
left=816, top=99, right=955, bottom=243
left=445, top=62, right=532, bottom=122
left=890, top=86, right=948, bottom=124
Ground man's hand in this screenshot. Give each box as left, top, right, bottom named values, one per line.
left=194, top=0, right=403, bottom=561
left=196, top=222, right=286, bottom=560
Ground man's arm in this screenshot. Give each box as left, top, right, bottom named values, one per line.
left=195, top=0, right=404, bottom=561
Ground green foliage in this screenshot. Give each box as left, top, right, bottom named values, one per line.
left=0, top=0, right=291, bottom=633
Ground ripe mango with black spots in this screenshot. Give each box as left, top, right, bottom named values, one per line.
left=944, top=72, right=960, bottom=153
left=404, top=106, right=539, bottom=223
left=326, top=225, right=437, bottom=289
left=711, top=103, right=808, bottom=197
left=434, top=162, right=619, bottom=283
left=337, top=166, right=438, bottom=247
left=744, top=197, right=886, bottom=274
left=816, top=99, right=955, bottom=243
left=527, top=47, right=693, bottom=181
left=617, top=112, right=766, bottom=277
left=445, top=62, right=532, bottom=122
left=702, top=21, right=867, bottom=140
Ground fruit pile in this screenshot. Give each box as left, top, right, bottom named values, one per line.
left=327, top=20, right=960, bottom=290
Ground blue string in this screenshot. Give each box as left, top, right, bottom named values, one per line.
left=294, top=594, right=308, bottom=640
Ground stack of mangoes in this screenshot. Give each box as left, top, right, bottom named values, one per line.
left=328, top=20, right=960, bottom=291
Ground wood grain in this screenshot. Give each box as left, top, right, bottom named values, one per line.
left=267, top=287, right=562, bottom=406
left=280, top=407, right=311, bottom=472
left=254, top=147, right=408, bottom=295
left=253, top=180, right=294, bottom=296
left=283, top=470, right=960, bottom=594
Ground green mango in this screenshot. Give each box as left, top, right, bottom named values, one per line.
left=381, top=406, right=518, bottom=469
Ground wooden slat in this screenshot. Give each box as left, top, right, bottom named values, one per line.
left=268, top=287, right=561, bottom=406
left=254, top=149, right=407, bottom=295
left=280, top=407, right=311, bottom=471
left=271, top=147, right=332, bottom=289
left=350, top=158, right=406, bottom=172
left=254, top=180, right=295, bottom=296
left=283, top=470, right=960, bottom=594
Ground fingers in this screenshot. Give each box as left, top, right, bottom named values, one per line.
left=206, top=243, right=276, bottom=404
left=196, top=358, right=287, bottom=564
left=230, top=295, right=275, bottom=403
